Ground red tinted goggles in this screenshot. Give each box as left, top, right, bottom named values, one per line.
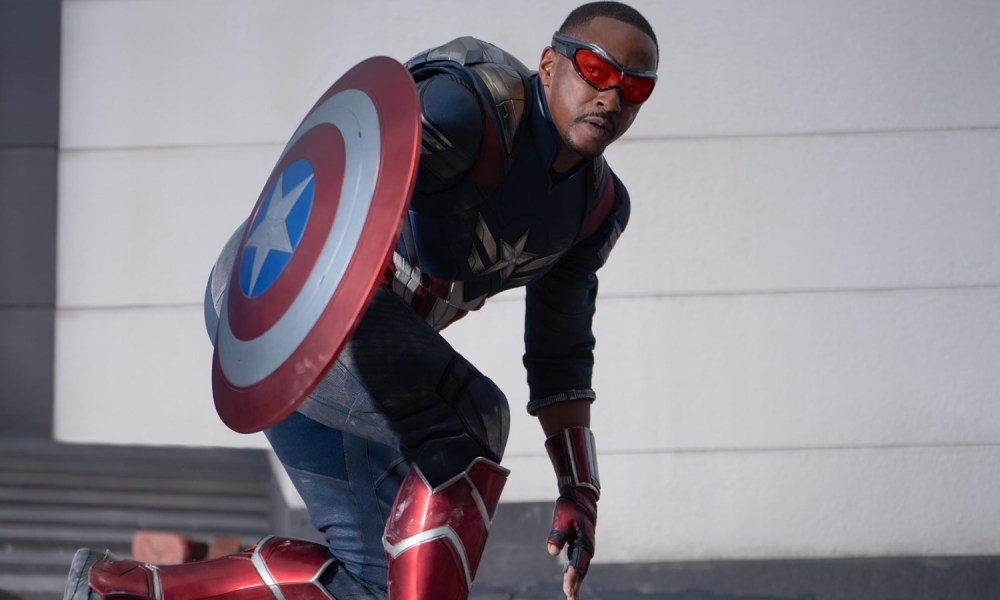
left=551, top=32, right=657, bottom=104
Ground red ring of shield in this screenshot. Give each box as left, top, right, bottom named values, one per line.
left=212, top=56, right=421, bottom=433
left=226, top=126, right=345, bottom=340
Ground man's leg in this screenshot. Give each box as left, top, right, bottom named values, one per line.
left=265, top=411, right=407, bottom=598
left=297, top=287, right=512, bottom=599
left=298, top=287, right=511, bottom=484
left=382, top=457, right=508, bottom=600
left=82, top=536, right=344, bottom=600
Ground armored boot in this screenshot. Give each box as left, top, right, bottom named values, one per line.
left=382, top=457, right=508, bottom=599
left=84, top=536, right=337, bottom=599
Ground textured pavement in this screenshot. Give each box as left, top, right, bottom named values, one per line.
left=471, top=502, right=1000, bottom=600
left=471, top=554, right=1000, bottom=600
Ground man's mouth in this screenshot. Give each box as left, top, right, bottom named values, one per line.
left=579, top=114, right=617, bottom=139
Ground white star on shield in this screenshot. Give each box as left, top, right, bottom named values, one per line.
left=244, top=172, right=314, bottom=294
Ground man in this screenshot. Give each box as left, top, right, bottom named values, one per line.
left=66, top=3, right=658, bottom=599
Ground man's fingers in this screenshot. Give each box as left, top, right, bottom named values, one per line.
left=548, top=542, right=561, bottom=557
left=563, top=565, right=582, bottom=600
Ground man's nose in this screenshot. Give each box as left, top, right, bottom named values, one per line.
left=596, top=86, right=622, bottom=112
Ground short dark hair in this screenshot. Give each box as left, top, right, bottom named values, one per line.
left=559, top=1, right=658, bottom=59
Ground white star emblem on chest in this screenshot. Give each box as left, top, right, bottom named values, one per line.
left=468, top=215, right=562, bottom=284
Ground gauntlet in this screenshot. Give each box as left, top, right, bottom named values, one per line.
left=545, top=426, right=600, bottom=578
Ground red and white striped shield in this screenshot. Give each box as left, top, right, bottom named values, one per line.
left=211, top=56, right=420, bottom=433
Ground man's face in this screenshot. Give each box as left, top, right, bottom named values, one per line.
left=539, top=16, right=658, bottom=167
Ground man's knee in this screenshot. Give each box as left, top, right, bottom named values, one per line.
left=407, top=358, right=510, bottom=486
left=440, top=357, right=510, bottom=461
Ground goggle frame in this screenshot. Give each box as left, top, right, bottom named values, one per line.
left=550, top=31, right=657, bottom=104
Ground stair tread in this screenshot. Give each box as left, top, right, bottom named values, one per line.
left=0, top=548, right=79, bottom=569
left=0, top=572, right=68, bottom=594
left=0, top=522, right=135, bottom=544
left=0, top=506, right=269, bottom=532
left=0, top=439, right=267, bottom=463
left=0, top=471, right=267, bottom=495
left=0, top=457, right=269, bottom=481
left=0, top=441, right=276, bottom=600
left=0, top=487, right=269, bottom=513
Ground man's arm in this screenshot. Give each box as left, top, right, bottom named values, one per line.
left=536, top=399, right=591, bottom=436
left=536, top=400, right=598, bottom=600
left=525, top=174, right=629, bottom=599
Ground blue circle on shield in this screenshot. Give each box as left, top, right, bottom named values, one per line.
left=239, top=159, right=315, bottom=298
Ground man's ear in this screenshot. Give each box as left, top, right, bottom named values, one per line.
left=538, top=47, right=557, bottom=87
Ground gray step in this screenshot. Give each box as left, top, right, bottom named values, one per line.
left=0, top=456, right=268, bottom=482
left=0, top=506, right=269, bottom=535
left=0, top=522, right=133, bottom=551
left=0, top=548, right=77, bottom=574
left=0, top=471, right=267, bottom=497
left=0, top=523, right=257, bottom=562
left=0, top=442, right=270, bottom=482
left=0, top=487, right=269, bottom=514
left=0, top=441, right=275, bottom=600
left=0, top=572, right=66, bottom=595
left=0, top=440, right=266, bottom=464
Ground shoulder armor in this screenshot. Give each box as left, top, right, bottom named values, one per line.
left=407, top=37, right=531, bottom=156
left=468, top=62, right=527, bottom=154
left=407, top=36, right=530, bottom=73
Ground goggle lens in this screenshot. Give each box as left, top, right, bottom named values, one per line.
left=572, top=48, right=656, bottom=104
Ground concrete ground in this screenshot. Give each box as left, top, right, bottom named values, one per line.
left=472, top=502, right=1000, bottom=600
left=472, top=555, right=1000, bottom=600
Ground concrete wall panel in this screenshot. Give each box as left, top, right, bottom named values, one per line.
left=61, top=0, right=1000, bottom=150
left=602, top=130, right=1000, bottom=296
left=57, top=145, right=280, bottom=308
left=503, top=446, right=1000, bottom=561
left=444, top=290, right=1000, bottom=454
left=53, top=305, right=265, bottom=448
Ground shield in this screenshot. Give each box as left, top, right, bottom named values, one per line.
left=211, top=56, right=421, bottom=433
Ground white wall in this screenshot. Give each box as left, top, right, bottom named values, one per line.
left=56, top=0, right=1000, bottom=562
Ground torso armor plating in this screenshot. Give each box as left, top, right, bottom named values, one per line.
left=386, top=37, right=629, bottom=332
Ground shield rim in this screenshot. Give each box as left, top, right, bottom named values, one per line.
left=211, top=55, right=421, bottom=433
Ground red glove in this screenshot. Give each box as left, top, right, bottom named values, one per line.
left=545, top=426, right=601, bottom=579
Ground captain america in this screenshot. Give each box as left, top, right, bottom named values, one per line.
left=64, top=2, right=658, bottom=599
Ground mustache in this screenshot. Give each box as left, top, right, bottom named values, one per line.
left=576, top=111, right=618, bottom=137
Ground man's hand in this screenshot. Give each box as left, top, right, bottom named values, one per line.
left=543, top=425, right=601, bottom=600
left=547, top=485, right=598, bottom=599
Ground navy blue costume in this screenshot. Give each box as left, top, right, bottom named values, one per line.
left=392, top=36, right=630, bottom=412
left=265, top=37, right=630, bottom=598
